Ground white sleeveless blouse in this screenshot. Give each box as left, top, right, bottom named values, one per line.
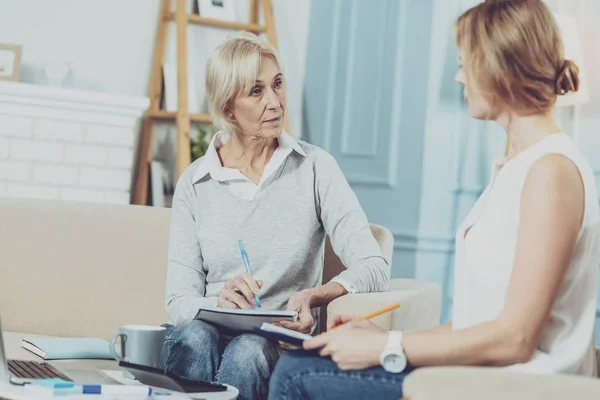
left=452, top=133, right=599, bottom=376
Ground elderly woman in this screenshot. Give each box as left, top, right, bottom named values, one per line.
left=158, top=31, right=389, bottom=400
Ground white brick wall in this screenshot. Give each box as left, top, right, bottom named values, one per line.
left=6, top=184, right=60, bottom=200
left=0, top=160, right=32, bottom=182
left=34, top=165, right=78, bottom=185
left=79, top=167, right=131, bottom=190
left=34, top=119, right=84, bottom=142
left=0, top=84, right=147, bottom=205
left=0, top=139, right=9, bottom=159
left=0, top=117, right=138, bottom=204
left=0, top=115, right=33, bottom=138
left=64, top=144, right=109, bottom=166
left=11, top=140, right=64, bottom=163
left=108, top=148, right=133, bottom=168
left=86, top=124, right=135, bottom=147
left=105, top=191, right=130, bottom=204
left=60, top=188, right=105, bottom=203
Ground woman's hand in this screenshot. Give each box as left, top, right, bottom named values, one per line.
left=279, top=290, right=314, bottom=334
left=304, top=320, right=388, bottom=370
left=327, top=314, right=358, bottom=330
left=217, top=273, right=263, bottom=309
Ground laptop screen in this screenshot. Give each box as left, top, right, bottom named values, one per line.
left=0, top=316, right=11, bottom=384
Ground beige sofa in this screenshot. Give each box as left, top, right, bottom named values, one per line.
left=3, top=198, right=599, bottom=398
left=0, top=197, right=440, bottom=339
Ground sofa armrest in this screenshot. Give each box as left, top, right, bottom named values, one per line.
left=402, top=366, right=600, bottom=400
left=326, top=279, right=441, bottom=331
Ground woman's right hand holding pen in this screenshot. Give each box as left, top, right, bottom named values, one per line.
left=217, top=272, right=263, bottom=309
left=328, top=314, right=358, bottom=330
left=304, top=318, right=387, bottom=370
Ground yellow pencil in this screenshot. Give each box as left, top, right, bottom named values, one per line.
left=331, top=302, right=401, bottom=330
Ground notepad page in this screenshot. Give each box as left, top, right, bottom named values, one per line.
left=260, top=323, right=313, bottom=341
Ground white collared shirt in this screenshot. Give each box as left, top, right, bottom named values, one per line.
left=192, top=130, right=307, bottom=200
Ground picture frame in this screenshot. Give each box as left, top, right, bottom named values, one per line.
left=196, top=0, right=236, bottom=22
left=0, top=44, right=22, bottom=82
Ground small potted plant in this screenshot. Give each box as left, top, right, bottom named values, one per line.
left=191, top=124, right=217, bottom=161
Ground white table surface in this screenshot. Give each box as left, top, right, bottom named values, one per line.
left=1, top=332, right=238, bottom=400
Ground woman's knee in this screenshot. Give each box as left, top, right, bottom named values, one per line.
left=161, top=320, right=222, bottom=365
left=269, top=352, right=297, bottom=388
left=270, top=352, right=406, bottom=400
left=223, top=334, right=279, bottom=370
left=165, top=320, right=221, bottom=348
left=269, top=351, right=323, bottom=399
left=160, top=320, right=223, bottom=377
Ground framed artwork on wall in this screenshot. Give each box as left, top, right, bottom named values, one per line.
left=196, top=0, right=236, bottom=22
left=0, top=44, right=22, bottom=82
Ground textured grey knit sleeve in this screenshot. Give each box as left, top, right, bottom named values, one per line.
left=314, top=150, right=390, bottom=292
left=165, top=174, right=217, bottom=324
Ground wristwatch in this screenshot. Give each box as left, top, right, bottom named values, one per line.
left=379, top=331, right=407, bottom=373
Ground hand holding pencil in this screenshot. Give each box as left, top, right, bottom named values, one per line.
left=303, top=302, right=401, bottom=370
left=328, top=302, right=401, bottom=331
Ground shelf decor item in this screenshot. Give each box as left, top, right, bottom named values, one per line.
left=197, top=0, right=237, bottom=22
left=0, top=43, right=22, bottom=82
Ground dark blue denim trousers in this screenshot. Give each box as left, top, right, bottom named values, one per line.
left=268, top=350, right=412, bottom=400
left=159, top=320, right=280, bottom=400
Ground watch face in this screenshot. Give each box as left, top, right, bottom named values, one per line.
left=383, top=353, right=407, bottom=373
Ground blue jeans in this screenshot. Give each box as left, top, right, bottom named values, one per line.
left=268, top=350, right=411, bottom=400
left=159, top=320, right=280, bottom=400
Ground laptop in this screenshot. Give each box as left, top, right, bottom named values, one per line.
left=0, top=315, right=116, bottom=385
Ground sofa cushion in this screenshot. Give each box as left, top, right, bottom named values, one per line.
left=0, top=198, right=171, bottom=339
left=403, top=366, right=600, bottom=400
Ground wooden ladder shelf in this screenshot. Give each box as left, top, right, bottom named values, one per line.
left=132, top=0, right=280, bottom=205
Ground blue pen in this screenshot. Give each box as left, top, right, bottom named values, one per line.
left=36, top=380, right=153, bottom=396
left=238, top=240, right=261, bottom=308
left=80, top=385, right=152, bottom=396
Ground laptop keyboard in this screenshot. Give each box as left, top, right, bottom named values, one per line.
left=8, top=359, right=72, bottom=381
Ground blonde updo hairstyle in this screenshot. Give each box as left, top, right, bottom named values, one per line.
left=205, top=31, right=284, bottom=135
left=455, top=0, right=580, bottom=115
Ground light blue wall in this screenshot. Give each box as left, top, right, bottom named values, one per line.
left=304, top=0, right=600, bottom=343
left=304, top=0, right=433, bottom=280
left=413, top=0, right=507, bottom=322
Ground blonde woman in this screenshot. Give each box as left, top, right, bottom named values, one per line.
left=269, top=1, right=599, bottom=398
left=158, top=32, right=390, bottom=400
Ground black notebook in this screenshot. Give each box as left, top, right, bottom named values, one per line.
left=195, top=306, right=298, bottom=335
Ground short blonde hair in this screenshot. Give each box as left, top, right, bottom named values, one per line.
left=205, top=31, right=284, bottom=134
left=455, top=0, right=579, bottom=114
